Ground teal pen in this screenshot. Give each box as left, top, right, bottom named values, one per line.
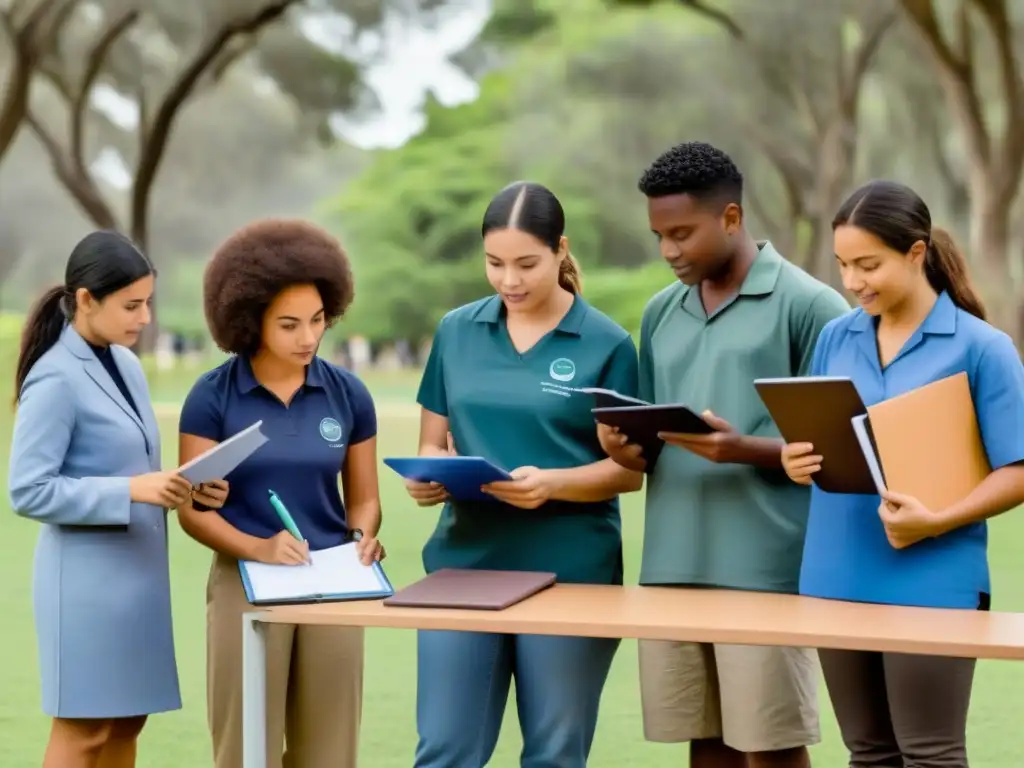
left=268, top=489, right=307, bottom=545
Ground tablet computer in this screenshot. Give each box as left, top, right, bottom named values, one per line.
left=753, top=376, right=877, bottom=495
left=383, top=456, right=513, bottom=503
left=592, top=403, right=716, bottom=436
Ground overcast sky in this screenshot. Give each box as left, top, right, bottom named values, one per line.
left=318, top=0, right=490, bottom=148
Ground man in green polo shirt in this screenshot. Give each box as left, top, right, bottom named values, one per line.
left=600, top=142, right=849, bottom=768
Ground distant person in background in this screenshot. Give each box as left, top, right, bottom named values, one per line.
left=8, top=231, right=229, bottom=768
left=599, top=142, right=849, bottom=768
left=404, top=181, right=643, bottom=768
left=177, top=219, right=385, bottom=768
left=784, top=180, right=1024, bottom=768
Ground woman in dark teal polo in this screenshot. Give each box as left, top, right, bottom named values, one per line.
left=404, top=181, right=643, bottom=768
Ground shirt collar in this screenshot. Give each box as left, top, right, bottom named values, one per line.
left=235, top=354, right=326, bottom=394
left=848, top=290, right=958, bottom=335
left=678, top=240, right=784, bottom=315
left=472, top=293, right=587, bottom=336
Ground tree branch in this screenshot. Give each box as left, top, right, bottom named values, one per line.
left=968, top=0, right=1024, bottom=197
left=129, top=0, right=300, bottom=248
left=24, top=108, right=119, bottom=229
left=27, top=7, right=138, bottom=234
left=675, top=0, right=744, bottom=41
left=899, top=0, right=991, bottom=170
left=0, top=0, right=79, bottom=159
left=840, top=9, right=898, bottom=116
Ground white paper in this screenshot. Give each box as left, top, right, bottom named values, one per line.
left=576, top=387, right=650, bottom=405
left=241, top=542, right=387, bottom=602
left=178, top=420, right=269, bottom=485
left=851, top=415, right=887, bottom=495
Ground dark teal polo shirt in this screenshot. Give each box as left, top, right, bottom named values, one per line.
left=416, top=294, right=639, bottom=585
left=179, top=355, right=377, bottom=551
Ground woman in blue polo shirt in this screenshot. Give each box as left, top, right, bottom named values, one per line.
left=403, top=181, right=644, bottom=768
left=782, top=180, right=1024, bottom=768
left=177, top=219, right=385, bottom=768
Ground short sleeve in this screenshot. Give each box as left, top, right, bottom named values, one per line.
left=178, top=375, right=223, bottom=441
left=599, top=336, right=640, bottom=398
left=638, top=310, right=655, bottom=403
left=416, top=319, right=449, bottom=416
left=794, top=291, right=850, bottom=376
left=972, top=333, right=1024, bottom=470
left=347, top=375, right=378, bottom=445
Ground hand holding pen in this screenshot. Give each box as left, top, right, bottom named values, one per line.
left=254, top=530, right=310, bottom=566
left=253, top=489, right=311, bottom=565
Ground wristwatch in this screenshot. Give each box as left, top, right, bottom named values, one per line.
left=348, top=528, right=364, bottom=542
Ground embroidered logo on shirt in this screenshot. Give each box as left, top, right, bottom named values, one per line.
left=319, top=417, right=343, bottom=443
left=548, top=357, right=576, bottom=383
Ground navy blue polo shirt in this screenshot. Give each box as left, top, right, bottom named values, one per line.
left=178, top=355, right=377, bottom=551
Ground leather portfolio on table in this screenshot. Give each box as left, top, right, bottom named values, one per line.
left=383, top=569, right=557, bottom=611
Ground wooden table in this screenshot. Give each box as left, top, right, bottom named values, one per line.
left=241, top=585, right=1024, bottom=767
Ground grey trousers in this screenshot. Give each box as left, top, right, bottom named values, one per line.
left=819, top=649, right=976, bottom=768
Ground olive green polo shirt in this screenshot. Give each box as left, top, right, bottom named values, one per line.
left=638, top=242, right=850, bottom=593
left=416, top=294, right=639, bottom=585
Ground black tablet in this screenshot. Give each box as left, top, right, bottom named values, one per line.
left=753, top=376, right=877, bottom=495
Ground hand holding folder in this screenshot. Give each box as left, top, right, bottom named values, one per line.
left=858, top=372, right=990, bottom=513
left=760, top=372, right=991, bottom=511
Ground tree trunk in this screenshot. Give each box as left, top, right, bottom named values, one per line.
left=967, top=188, right=1017, bottom=340
left=131, top=222, right=159, bottom=355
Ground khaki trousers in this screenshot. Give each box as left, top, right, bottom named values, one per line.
left=206, top=553, right=365, bottom=768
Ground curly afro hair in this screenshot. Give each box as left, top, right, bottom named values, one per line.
left=638, top=141, right=743, bottom=206
left=203, top=218, right=354, bottom=355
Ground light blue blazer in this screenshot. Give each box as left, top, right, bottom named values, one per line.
left=7, top=325, right=180, bottom=718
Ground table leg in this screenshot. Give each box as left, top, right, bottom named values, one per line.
left=242, top=611, right=267, bottom=768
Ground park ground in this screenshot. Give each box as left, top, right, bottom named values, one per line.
left=1, top=366, right=1022, bottom=767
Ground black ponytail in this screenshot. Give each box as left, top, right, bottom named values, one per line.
left=14, top=286, right=68, bottom=400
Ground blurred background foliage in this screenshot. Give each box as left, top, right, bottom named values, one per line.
left=2, top=0, right=1024, bottom=356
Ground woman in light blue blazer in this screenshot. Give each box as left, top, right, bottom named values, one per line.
left=8, top=231, right=228, bottom=768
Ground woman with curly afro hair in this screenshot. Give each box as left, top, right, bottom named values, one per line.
left=176, top=219, right=384, bottom=768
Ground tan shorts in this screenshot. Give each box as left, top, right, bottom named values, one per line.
left=638, top=640, right=821, bottom=753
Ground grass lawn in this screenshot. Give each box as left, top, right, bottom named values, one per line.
left=1, top=365, right=1022, bottom=766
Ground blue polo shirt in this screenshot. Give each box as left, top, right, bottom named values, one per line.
left=799, top=291, right=1024, bottom=609
left=417, top=293, right=639, bottom=585
left=178, top=355, right=377, bottom=551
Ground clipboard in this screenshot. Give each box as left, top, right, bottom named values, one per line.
left=238, top=542, right=394, bottom=606
left=753, top=376, right=877, bottom=494
left=383, top=456, right=513, bottom=502
left=178, top=419, right=269, bottom=485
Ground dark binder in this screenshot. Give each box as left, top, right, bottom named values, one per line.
left=753, top=376, right=877, bottom=495
left=383, top=568, right=557, bottom=611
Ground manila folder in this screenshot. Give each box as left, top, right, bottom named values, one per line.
left=866, top=371, right=990, bottom=511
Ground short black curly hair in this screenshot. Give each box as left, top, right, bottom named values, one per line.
left=638, top=141, right=743, bottom=207
left=203, top=218, right=354, bottom=355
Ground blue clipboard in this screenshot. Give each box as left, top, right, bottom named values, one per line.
left=383, top=456, right=512, bottom=502
left=238, top=558, right=394, bottom=606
